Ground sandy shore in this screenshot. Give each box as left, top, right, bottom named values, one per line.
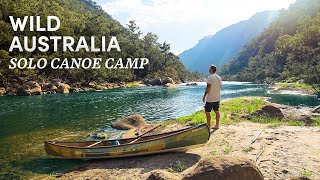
left=59, top=122, right=320, bottom=179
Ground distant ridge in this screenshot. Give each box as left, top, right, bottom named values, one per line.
left=179, top=10, right=279, bottom=74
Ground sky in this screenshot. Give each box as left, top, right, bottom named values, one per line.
left=95, top=0, right=296, bottom=55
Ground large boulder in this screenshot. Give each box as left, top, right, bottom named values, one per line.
left=183, top=156, right=263, bottom=180
left=17, top=81, right=42, bottom=95
left=0, top=87, right=5, bottom=96
left=149, top=77, right=162, bottom=86
left=147, top=170, right=181, bottom=180
left=162, top=77, right=174, bottom=85
left=252, top=105, right=284, bottom=119
left=293, top=114, right=315, bottom=124
left=56, top=83, right=70, bottom=93
left=111, top=114, right=147, bottom=130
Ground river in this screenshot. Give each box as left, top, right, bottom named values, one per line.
left=0, top=81, right=318, bottom=178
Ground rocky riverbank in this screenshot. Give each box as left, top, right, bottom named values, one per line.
left=0, top=77, right=180, bottom=96
left=57, top=97, right=320, bottom=180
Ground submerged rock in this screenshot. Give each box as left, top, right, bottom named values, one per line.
left=111, top=114, right=147, bottom=130
left=186, top=82, right=197, bottom=86
left=183, top=156, right=263, bottom=180
left=147, top=170, right=181, bottom=180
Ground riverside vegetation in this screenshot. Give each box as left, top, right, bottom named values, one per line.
left=221, top=0, right=320, bottom=88
left=0, top=0, right=202, bottom=95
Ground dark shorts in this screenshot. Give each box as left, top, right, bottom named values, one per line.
left=205, top=101, right=220, bottom=112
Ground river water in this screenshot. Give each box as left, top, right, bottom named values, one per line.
left=0, top=82, right=318, bottom=178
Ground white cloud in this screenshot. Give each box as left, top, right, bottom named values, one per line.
left=98, top=0, right=295, bottom=53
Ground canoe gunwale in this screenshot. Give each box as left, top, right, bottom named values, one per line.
left=47, top=143, right=206, bottom=159
left=45, top=124, right=209, bottom=149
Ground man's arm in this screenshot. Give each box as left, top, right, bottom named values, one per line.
left=202, top=83, right=211, bottom=102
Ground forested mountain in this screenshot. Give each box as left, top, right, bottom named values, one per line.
left=221, top=0, right=320, bottom=85
left=0, top=0, right=198, bottom=85
left=179, top=10, right=279, bottom=74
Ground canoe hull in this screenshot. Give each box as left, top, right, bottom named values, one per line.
left=45, top=124, right=210, bottom=159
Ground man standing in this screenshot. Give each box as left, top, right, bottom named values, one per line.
left=202, top=64, right=222, bottom=129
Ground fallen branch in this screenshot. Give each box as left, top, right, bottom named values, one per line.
left=251, top=130, right=262, bottom=145
left=256, top=145, right=265, bottom=162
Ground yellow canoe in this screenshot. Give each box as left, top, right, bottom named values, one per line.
left=44, top=124, right=210, bottom=159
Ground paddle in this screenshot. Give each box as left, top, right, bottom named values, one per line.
left=87, top=141, right=102, bottom=147
left=128, top=124, right=162, bottom=144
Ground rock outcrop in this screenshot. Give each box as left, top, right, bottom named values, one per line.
left=49, top=85, right=58, bottom=91
left=51, top=79, right=62, bottom=86
left=94, top=85, right=107, bottom=91
left=17, top=81, right=42, bottom=95
left=149, top=77, right=162, bottom=86
left=252, top=105, right=284, bottom=119
left=111, top=114, right=147, bottom=130
left=5, top=87, right=16, bottom=95
left=183, top=156, right=263, bottom=180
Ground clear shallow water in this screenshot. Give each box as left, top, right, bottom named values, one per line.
left=0, top=81, right=319, bottom=178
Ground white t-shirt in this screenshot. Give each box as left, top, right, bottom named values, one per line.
left=206, top=73, right=222, bottom=102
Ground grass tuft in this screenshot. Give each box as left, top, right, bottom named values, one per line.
left=242, top=146, right=255, bottom=153
left=276, top=83, right=315, bottom=93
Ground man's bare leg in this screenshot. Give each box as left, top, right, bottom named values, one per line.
left=212, top=111, right=220, bottom=129
left=205, top=112, right=211, bottom=128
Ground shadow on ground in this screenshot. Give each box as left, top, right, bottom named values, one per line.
left=64, top=152, right=200, bottom=174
